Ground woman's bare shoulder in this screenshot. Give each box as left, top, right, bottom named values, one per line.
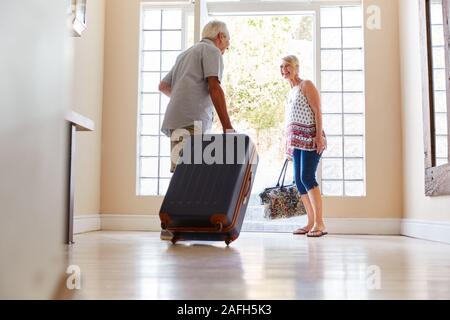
left=300, top=79, right=317, bottom=89
left=300, top=79, right=319, bottom=95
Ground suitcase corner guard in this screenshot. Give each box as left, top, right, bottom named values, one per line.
left=159, top=212, right=172, bottom=230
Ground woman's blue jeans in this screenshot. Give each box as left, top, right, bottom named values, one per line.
left=293, top=148, right=322, bottom=195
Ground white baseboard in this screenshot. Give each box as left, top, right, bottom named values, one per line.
left=401, top=219, right=450, bottom=244
left=326, top=218, right=402, bottom=235
left=74, top=214, right=101, bottom=234
left=101, top=214, right=161, bottom=231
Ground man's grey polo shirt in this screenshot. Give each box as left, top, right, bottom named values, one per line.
left=160, top=38, right=223, bottom=137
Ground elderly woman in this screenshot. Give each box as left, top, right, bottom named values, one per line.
left=281, top=55, right=327, bottom=237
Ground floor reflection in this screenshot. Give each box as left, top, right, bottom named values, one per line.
left=68, top=231, right=450, bottom=300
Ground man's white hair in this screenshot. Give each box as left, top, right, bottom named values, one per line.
left=201, top=20, right=229, bottom=40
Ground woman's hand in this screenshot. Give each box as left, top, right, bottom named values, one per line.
left=315, top=136, right=326, bottom=155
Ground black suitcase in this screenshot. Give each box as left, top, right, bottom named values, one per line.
left=159, top=133, right=258, bottom=245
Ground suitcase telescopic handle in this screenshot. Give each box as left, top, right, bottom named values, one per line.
left=242, top=170, right=253, bottom=205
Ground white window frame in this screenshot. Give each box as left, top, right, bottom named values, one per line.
left=319, top=5, right=366, bottom=197
left=429, top=1, right=449, bottom=166
left=137, top=2, right=194, bottom=196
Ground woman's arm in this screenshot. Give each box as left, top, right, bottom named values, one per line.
left=302, top=80, right=326, bottom=154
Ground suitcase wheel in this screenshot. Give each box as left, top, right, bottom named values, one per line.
left=225, top=238, right=232, bottom=246
left=171, top=236, right=180, bottom=245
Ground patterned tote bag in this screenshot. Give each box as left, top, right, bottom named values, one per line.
left=259, top=160, right=307, bottom=220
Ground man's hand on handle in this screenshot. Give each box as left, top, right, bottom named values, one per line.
left=224, top=127, right=236, bottom=134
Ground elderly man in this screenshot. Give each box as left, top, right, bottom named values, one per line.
left=158, top=20, right=234, bottom=173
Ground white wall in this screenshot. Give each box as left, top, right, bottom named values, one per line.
left=398, top=0, right=450, bottom=221
left=72, top=0, right=106, bottom=217
left=0, top=0, right=69, bottom=299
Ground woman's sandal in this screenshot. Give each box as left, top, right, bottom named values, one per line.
left=293, top=227, right=310, bottom=235
left=307, top=230, right=328, bottom=238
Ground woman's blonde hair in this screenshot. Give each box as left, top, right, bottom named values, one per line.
left=281, top=55, right=300, bottom=72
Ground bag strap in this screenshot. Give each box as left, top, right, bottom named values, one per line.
left=276, top=159, right=289, bottom=187
left=281, top=160, right=290, bottom=188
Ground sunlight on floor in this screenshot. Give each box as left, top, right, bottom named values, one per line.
left=65, top=231, right=450, bottom=300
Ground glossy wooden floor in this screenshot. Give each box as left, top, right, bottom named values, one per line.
left=65, top=231, right=450, bottom=300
